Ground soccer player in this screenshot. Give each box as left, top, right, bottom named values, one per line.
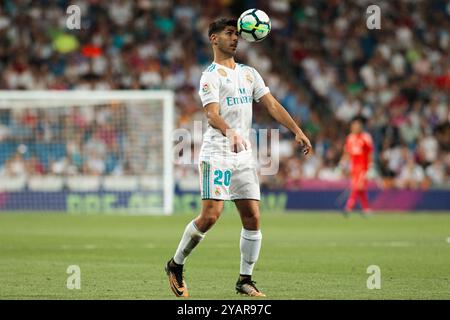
left=340, top=116, right=374, bottom=216
left=165, top=18, right=312, bottom=297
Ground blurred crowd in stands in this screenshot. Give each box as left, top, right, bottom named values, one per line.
left=0, top=105, right=132, bottom=177
left=0, top=0, right=449, bottom=189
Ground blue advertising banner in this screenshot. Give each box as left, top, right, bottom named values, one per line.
left=0, top=190, right=449, bottom=212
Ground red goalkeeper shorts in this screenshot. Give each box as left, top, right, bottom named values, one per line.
left=350, top=170, right=368, bottom=190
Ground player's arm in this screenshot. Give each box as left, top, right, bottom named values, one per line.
left=339, top=148, right=350, bottom=174
left=368, top=150, right=374, bottom=168
left=258, top=93, right=312, bottom=155
left=203, top=102, right=248, bottom=152
left=340, top=149, right=349, bottom=165
left=340, top=137, right=349, bottom=166
left=199, top=72, right=247, bottom=152
left=366, top=134, right=374, bottom=170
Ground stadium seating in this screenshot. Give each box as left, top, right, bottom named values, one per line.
left=0, top=0, right=449, bottom=191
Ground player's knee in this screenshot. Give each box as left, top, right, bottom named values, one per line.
left=245, top=210, right=260, bottom=223
left=196, top=214, right=219, bottom=231
left=204, top=215, right=219, bottom=227
left=241, top=214, right=260, bottom=231
left=199, top=205, right=222, bottom=228
left=251, top=210, right=260, bottom=220
left=202, top=202, right=222, bottom=214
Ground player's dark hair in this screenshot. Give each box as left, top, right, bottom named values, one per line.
left=208, top=18, right=238, bottom=37
left=351, top=115, right=367, bottom=125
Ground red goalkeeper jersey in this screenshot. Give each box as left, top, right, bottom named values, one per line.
left=345, top=132, right=373, bottom=172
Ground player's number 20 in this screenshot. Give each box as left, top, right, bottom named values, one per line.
left=214, top=170, right=231, bottom=186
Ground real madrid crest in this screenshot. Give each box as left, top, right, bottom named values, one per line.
left=218, top=68, right=227, bottom=77
left=245, top=74, right=253, bottom=84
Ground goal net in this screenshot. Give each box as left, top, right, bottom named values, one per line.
left=0, top=91, right=174, bottom=215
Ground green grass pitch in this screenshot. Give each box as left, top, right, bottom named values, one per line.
left=0, top=211, right=449, bottom=299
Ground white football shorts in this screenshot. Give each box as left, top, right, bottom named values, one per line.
left=198, top=153, right=260, bottom=201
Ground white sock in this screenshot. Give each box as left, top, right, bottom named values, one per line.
left=240, top=228, right=262, bottom=276
left=173, top=220, right=206, bottom=265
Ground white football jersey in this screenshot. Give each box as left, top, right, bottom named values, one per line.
left=198, top=62, right=270, bottom=160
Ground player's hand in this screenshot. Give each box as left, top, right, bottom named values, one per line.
left=295, top=131, right=312, bottom=155
left=339, top=161, right=349, bottom=175
left=227, top=130, right=248, bottom=153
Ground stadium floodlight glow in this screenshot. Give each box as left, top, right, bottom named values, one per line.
left=0, top=90, right=174, bottom=215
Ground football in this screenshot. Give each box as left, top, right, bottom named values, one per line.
left=237, top=9, right=271, bottom=42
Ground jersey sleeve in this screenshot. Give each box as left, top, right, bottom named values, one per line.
left=252, top=68, right=270, bottom=102
left=198, top=72, right=220, bottom=107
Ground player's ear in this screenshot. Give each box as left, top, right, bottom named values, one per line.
left=210, top=34, right=218, bottom=46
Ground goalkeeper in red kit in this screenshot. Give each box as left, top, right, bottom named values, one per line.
left=340, top=117, right=374, bottom=215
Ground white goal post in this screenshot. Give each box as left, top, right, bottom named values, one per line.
left=0, top=90, right=174, bottom=215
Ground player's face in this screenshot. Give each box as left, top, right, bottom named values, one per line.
left=351, top=120, right=363, bottom=134
left=217, top=26, right=239, bottom=56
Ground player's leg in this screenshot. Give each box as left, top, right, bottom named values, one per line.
left=235, top=199, right=261, bottom=275
left=230, top=160, right=265, bottom=297
left=166, top=159, right=228, bottom=297
left=166, top=200, right=223, bottom=297
left=345, top=170, right=363, bottom=213
left=172, top=199, right=223, bottom=266
left=357, top=171, right=371, bottom=215
left=358, top=190, right=370, bottom=210
left=234, top=199, right=265, bottom=297
left=193, top=199, right=224, bottom=232
left=345, top=188, right=358, bottom=212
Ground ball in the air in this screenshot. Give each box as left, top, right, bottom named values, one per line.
left=237, top=9, right=271, bottom=42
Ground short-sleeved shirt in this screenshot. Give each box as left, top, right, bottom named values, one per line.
left=198, top=62, right=270, bottom=160
left=345, top=132, right=373, bottom=172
